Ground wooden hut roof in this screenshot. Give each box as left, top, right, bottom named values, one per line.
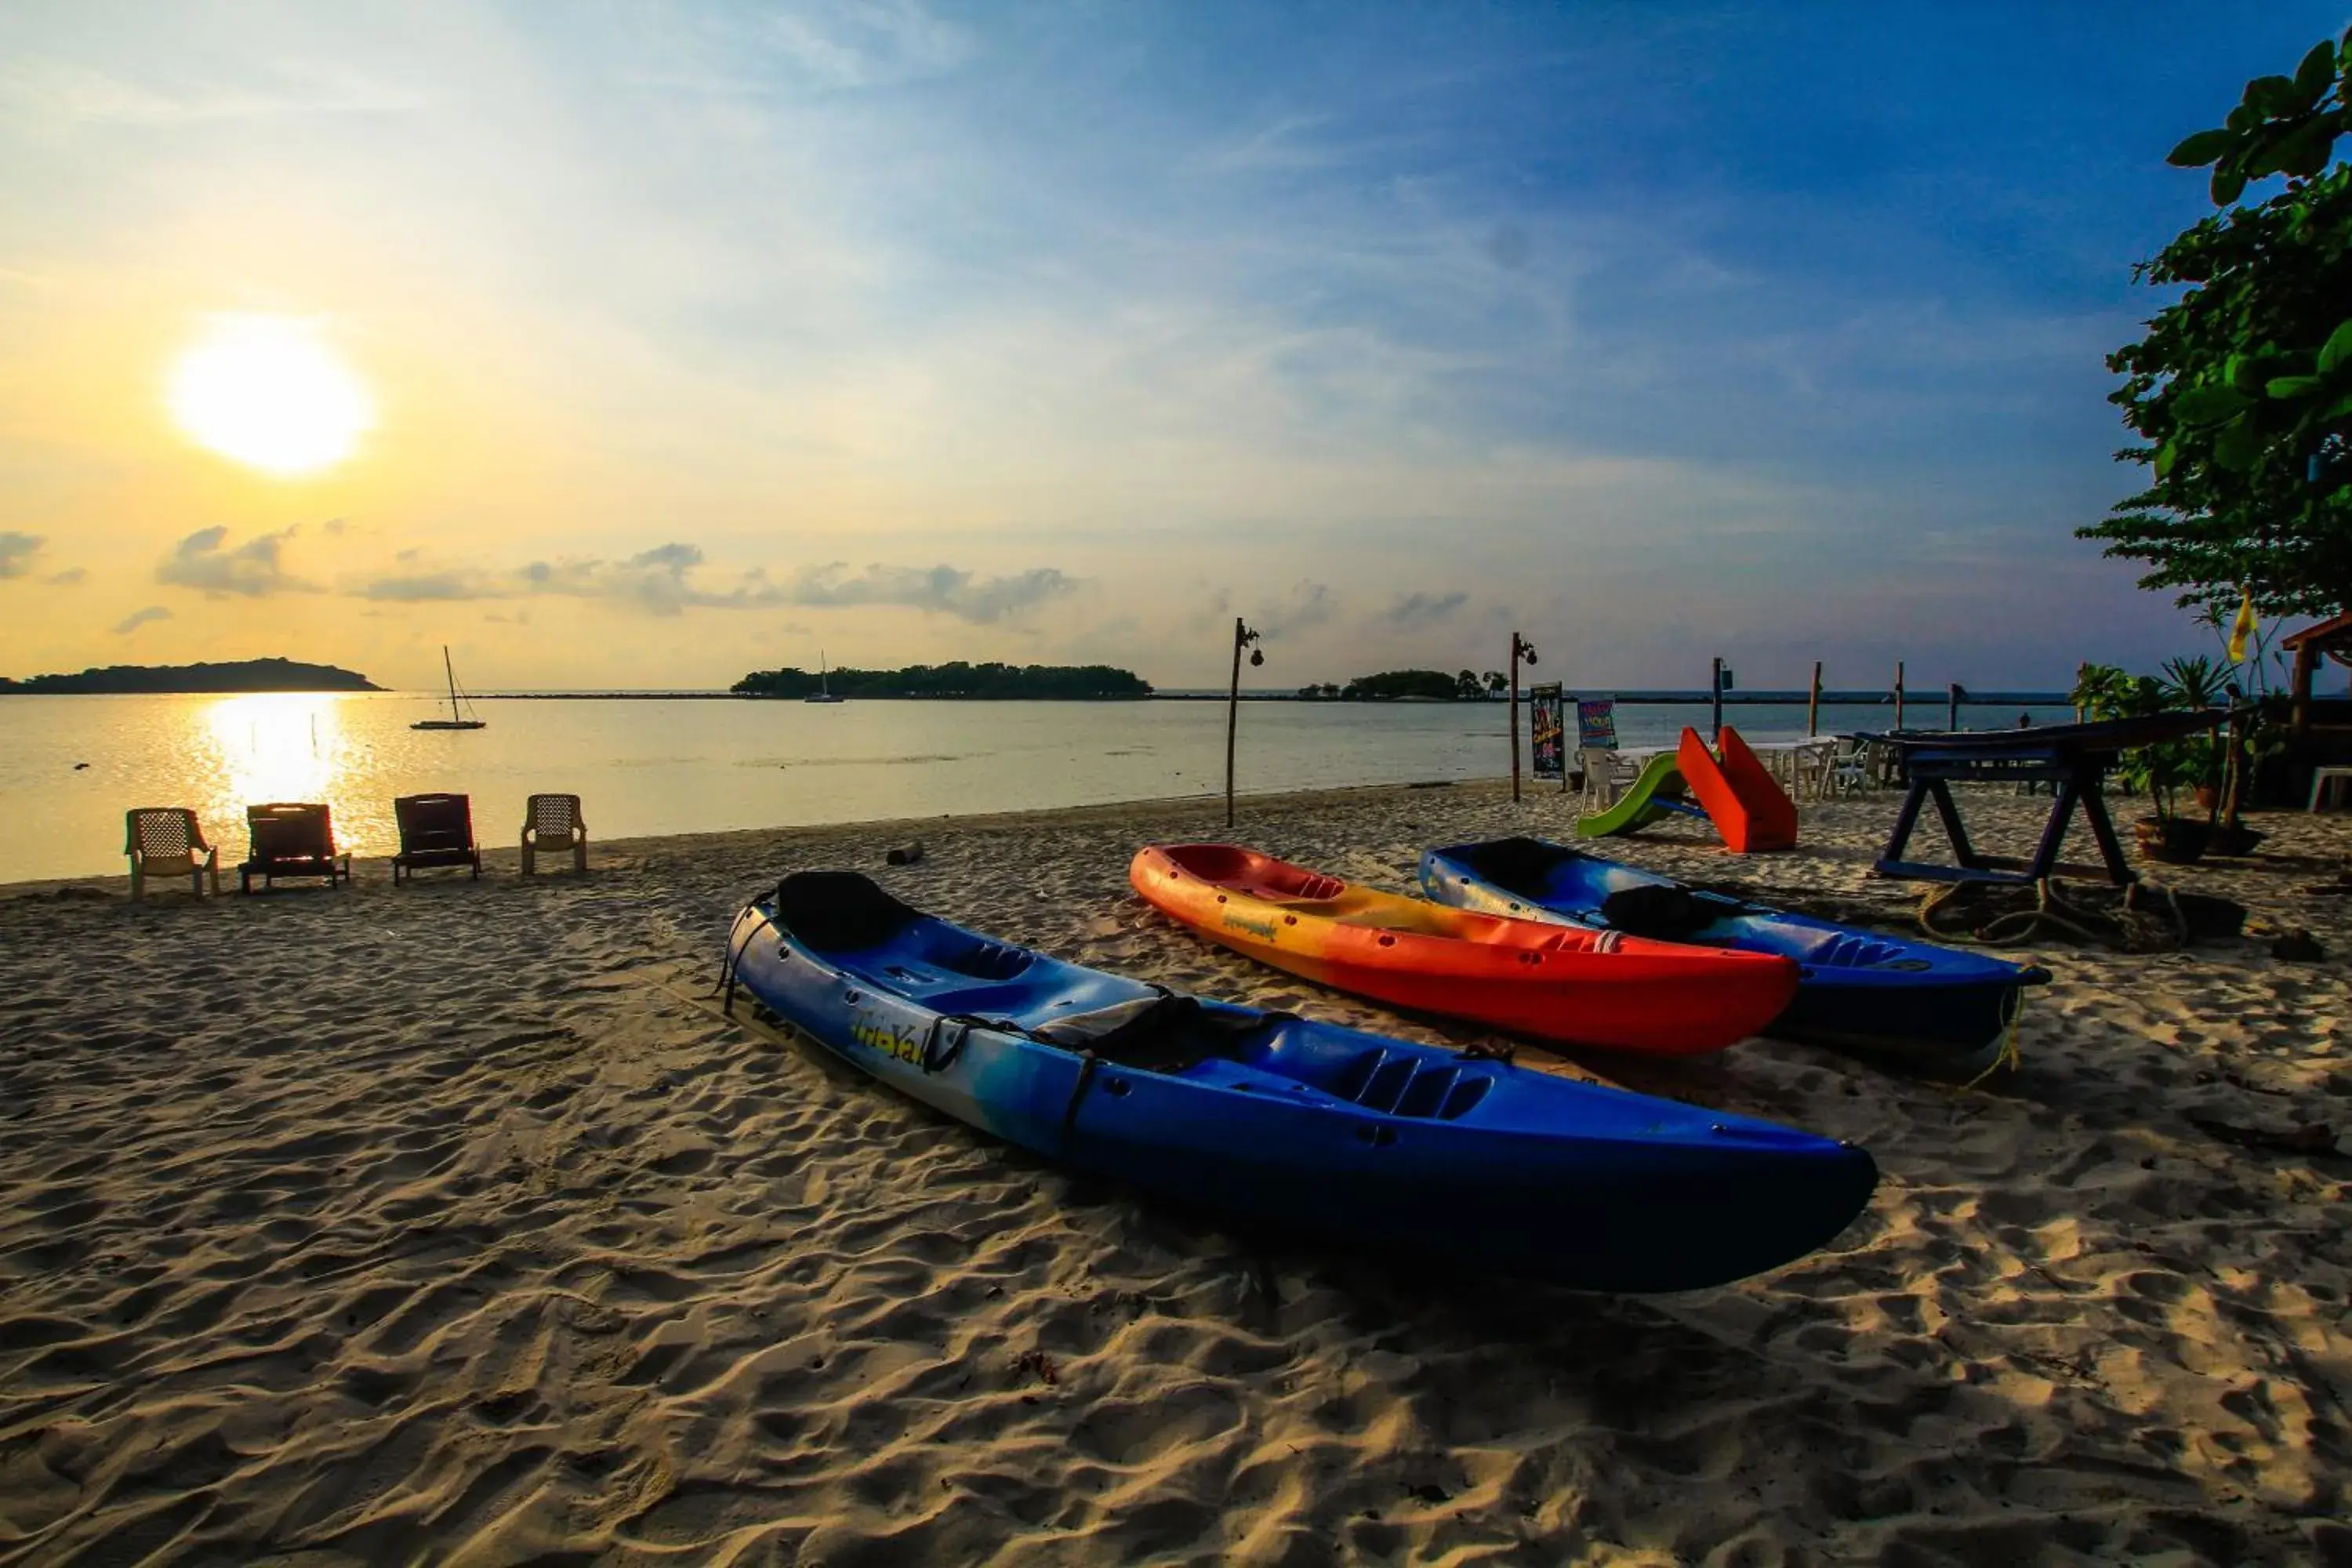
left=2280, top=609, right=2352, bottom=652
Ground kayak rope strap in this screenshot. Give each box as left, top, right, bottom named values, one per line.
left=714, top=902, right=775, bottom=1014
left=1918, top=877, right=2187, bottom=954
left=1961, top=988, right=2029, bottom=1090
left=1058, top=1052, right=1105, bottom=1156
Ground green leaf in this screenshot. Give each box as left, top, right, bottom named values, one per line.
left=2173, top=383, right=2255, bottom=424
left=2329, top=390, right=2352, bottom=421
left=2246, top=74, right=2305, bottom=117
left=2318, top=319, right=2352, bottom=376
left=2296, top=38, right=2338, bottom=98
left=2210, top=164, right=2248, bottom=205
left=2167, top=127, right=2234, bottom=167
left=2227, top=103, right=2258, bottom=132
left=2210, top=416, right=2265, bottom=471
left=2270, top=118, right=2340, bottom=178
left=2267, top=374, right=2328, bottom=398
left=2154, top=441, right=2180, bottom=478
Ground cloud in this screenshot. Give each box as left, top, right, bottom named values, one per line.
left=47, top=567, right=86, bottom=585
left=158, top=526, right=318, bottom=597
left=783, top=561, right=1080, bottom=623
left=1253, top=580, right=1337, bottom=637
left=1383, top=590, right=1468, bottom=628
left=358, top=568, right=503, bottom=603
left=358, top=542, right=825, bottom=618
left=0, top=531, right=42, bottom=578
left=520, top=543, right=791, bottom=615
left=112, top=604, right=171, bottom=635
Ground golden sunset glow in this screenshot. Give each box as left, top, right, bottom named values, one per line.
left=167, top=314, right=375, bottom=477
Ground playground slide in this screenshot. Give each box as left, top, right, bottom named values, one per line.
left=1573, top=753, right=1695, bottom=838
left=1676, top=725, right=1799, bottom=852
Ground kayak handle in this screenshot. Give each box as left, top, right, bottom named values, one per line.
left=922, top=1013, right=993, bottom=1074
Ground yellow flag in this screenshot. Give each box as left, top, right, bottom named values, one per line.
left=2226, top=587, right=2257, bottom=664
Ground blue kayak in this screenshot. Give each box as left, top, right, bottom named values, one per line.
left=1421, top=839, right=2049, bottom=1079
left=725, top=872, right=1877, bottom=1293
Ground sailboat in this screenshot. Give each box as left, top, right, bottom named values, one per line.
left=806, top=649, right=845, bottom=705
left=412, top=645, right=488, bottom=731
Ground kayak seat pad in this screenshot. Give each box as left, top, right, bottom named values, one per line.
left=1596, top=885, right=1722, bottom=941
left=774, top=871, right=923, bottom=952
left=1454, top=836, right=1577, bottom=896
left=1029, top=991, right=1290, bottom=1075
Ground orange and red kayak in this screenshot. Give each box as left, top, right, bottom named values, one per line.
left=1129, top=844, right=1798, bottom=1055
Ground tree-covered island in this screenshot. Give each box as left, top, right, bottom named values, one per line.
left=1296, top=669, right=1508, bottom=700
left=0, top=657, right=383, bottom=694
left=731, top=661, right=1152, bottom=699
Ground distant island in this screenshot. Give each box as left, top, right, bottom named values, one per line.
left=1298, top=669, right=1506, bottom=702
left=733, top=661, right=1152, bottom=699
left=0, top=657, right=383, bottom=695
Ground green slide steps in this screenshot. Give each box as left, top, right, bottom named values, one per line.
left=1574, top=753, right=1701, bottom=838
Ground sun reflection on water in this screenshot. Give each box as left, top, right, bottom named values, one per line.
left=198, top=694, right=356, bottom=853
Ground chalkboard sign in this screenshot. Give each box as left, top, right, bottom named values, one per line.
left=1530, top=683, right=1566, bottom=780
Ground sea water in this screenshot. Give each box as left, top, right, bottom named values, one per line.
left=0, top=693, right=2076, bottom=882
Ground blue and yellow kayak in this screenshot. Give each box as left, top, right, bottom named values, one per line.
left=725, top=872, right=1878, bottom=1292
left=1421, top=838, right=2049, bottom=1079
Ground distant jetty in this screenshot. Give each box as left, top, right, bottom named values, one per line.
left=0, top=657, right=382, bottom=695
left=732, top=661, right=1152, bottom=699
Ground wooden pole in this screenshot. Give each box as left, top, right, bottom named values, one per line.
left=1225, top=617, right=1244, bottom=829
left=1806, top=660, right=1822, bottom=738
left=1947, top=681, right=1961, bottom=731
left=1893, top=660, right=1906, bottom=730
left=1709, top=656, right=1723, bottom=738
left=1509, top=632, right=1523, bottom=804
left=2292, top=644, right=2316, bottom=746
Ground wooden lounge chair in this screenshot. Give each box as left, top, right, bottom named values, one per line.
left=240, top=802, right=351, bottom=893
left=392, top=793, right=481, bottom=883
left=125, top=807, right=220, bottom=900
left=521, top=793, right=586, bottom=876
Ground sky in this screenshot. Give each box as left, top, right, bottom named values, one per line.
left=2, top=2, right=2345, bottom=693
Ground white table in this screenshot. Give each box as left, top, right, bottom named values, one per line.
left=1580, top=737, right=1839, bottom=805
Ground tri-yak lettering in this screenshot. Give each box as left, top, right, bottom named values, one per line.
left=849, top=1011, right=924, bottom=1065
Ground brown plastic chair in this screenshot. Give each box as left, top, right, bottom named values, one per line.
left=520, top=793, right=586, bottom=876
left=393, top=793, right=481, bottom=883
left=240, top=802, right=351, bottom=893
left=125, top=808, right=220, bottom=900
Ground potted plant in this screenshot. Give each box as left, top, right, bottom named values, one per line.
left=2132, top=737, right=2217, bottom=863
left=2188, top=600, right=2298, bottom=856
left=2074, top=661, right=2216, bottom=863
left=2207, top=693, right=2284, bottom=856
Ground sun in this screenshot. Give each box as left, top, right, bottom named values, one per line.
left=168, top=314, right=376, bottom=476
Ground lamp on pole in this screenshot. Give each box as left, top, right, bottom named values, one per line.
left=1225, top=617, right=1263, bottom=828
left=1508, top=632, right=1539, bottom=802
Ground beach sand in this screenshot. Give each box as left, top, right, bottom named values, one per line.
left=2, top=782, right=2348, bottom=1564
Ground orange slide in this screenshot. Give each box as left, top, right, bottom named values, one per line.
left=1675, top=725, right=1799, bottom=852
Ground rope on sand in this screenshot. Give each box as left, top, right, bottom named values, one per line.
left=1918, top=877, right=2189, bottom=954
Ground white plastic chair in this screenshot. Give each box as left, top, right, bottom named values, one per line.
left=1791, top=738, right=1840, bottom=801
left=1829, top=739, right=1874, bottom=797
left=1578, top=747, right=1639, bottom=811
